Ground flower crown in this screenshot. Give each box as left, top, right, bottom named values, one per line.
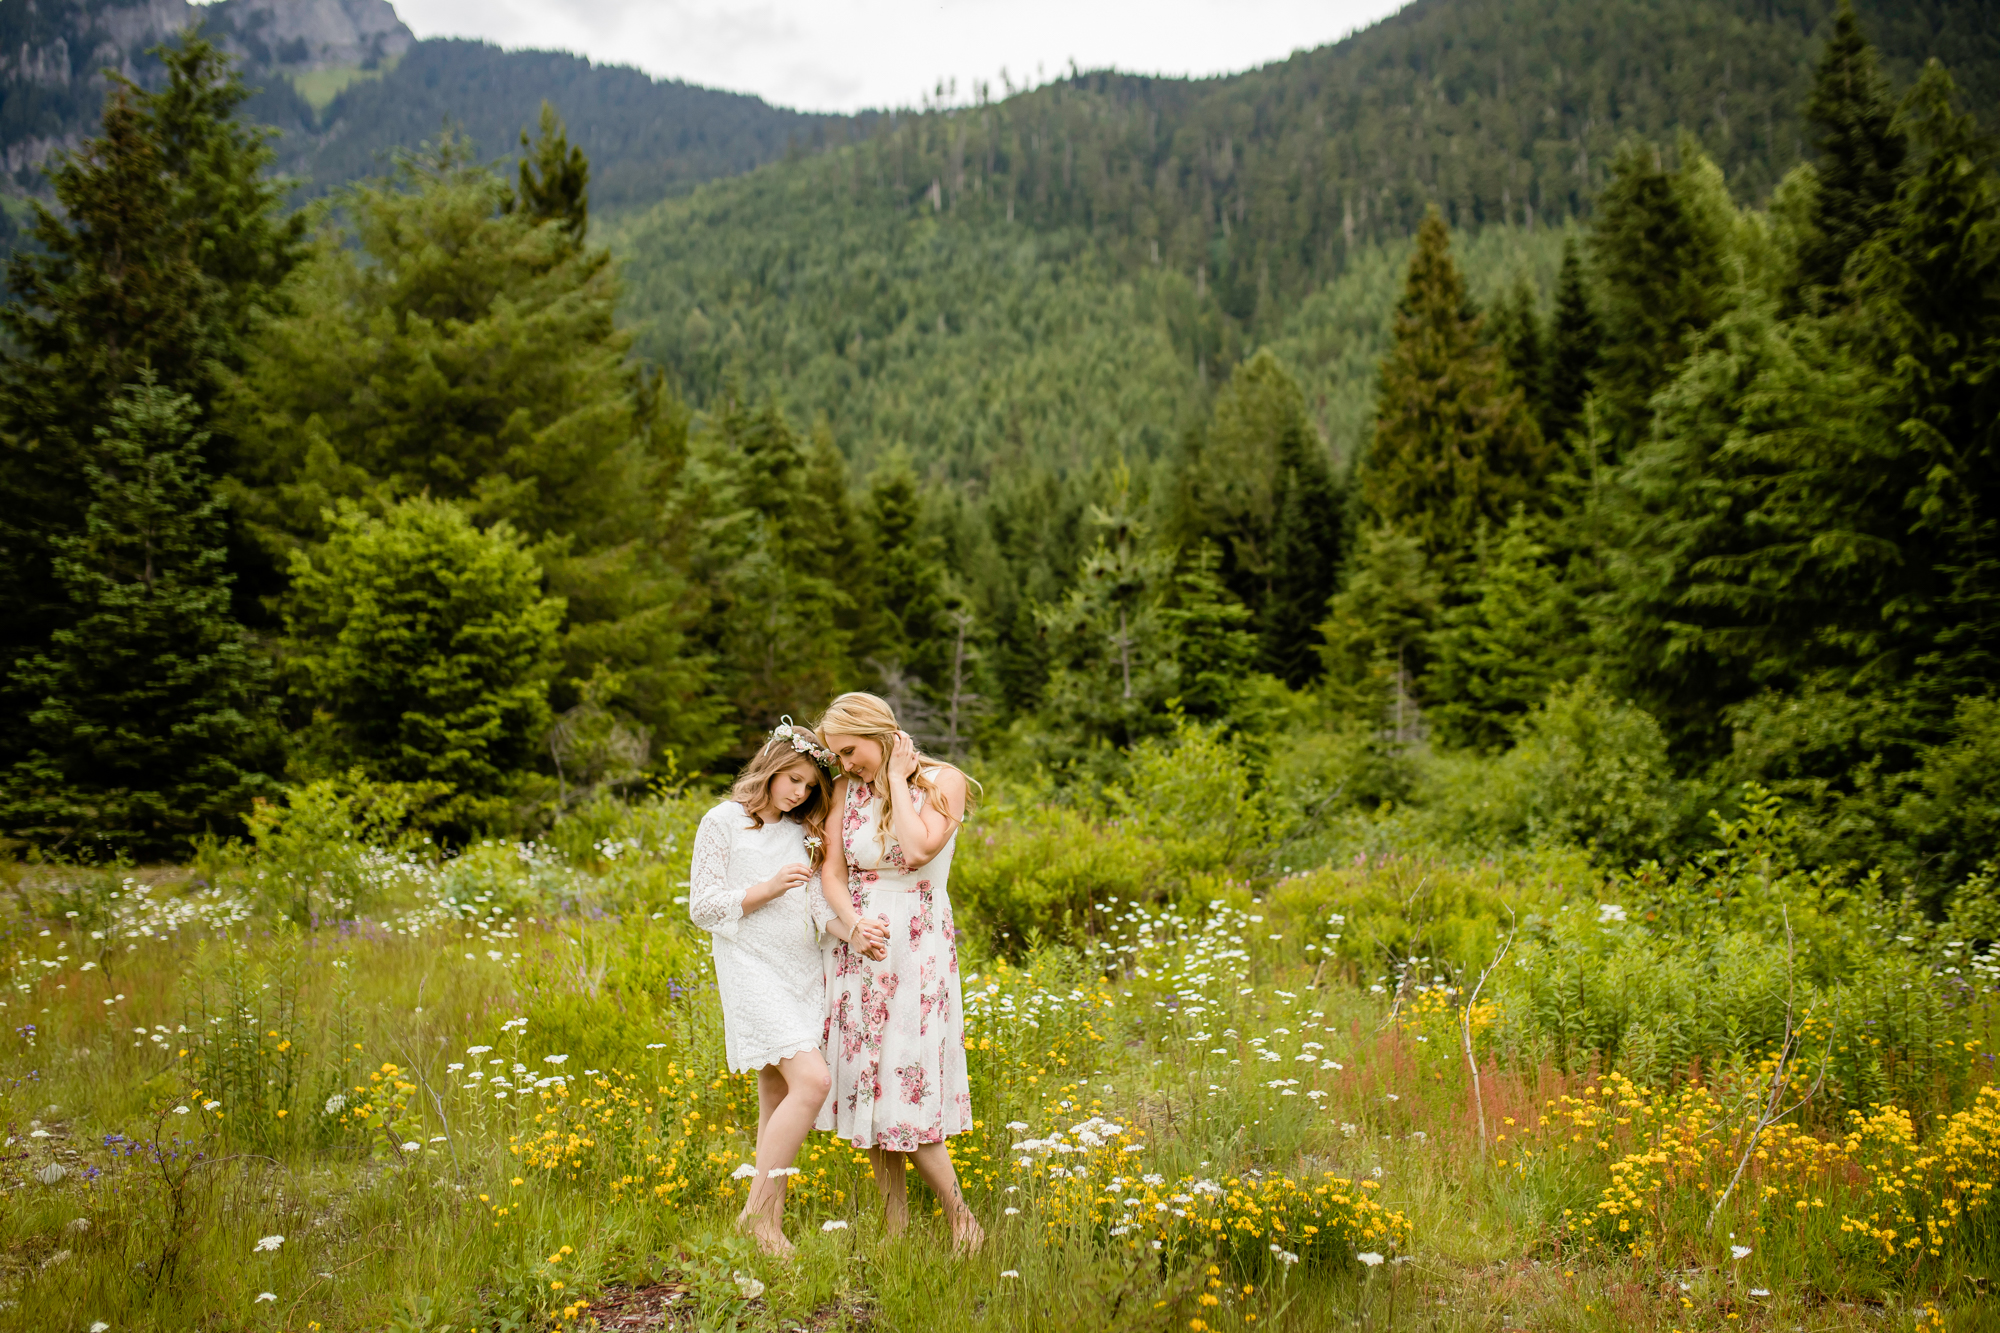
left=771, top=716, right=835, bottom=771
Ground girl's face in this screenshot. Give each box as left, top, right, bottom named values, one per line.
left=769, top=761, right=818, bottom=814
left=826, top=734, right=884, bottom=783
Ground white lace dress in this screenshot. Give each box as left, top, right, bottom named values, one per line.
left=687, top=801, right=830, bottom=1073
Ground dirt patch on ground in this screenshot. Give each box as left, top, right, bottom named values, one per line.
left=588, top=1280, right=693, bottom=1330
left=587, top=1278, right=874, bottom=1331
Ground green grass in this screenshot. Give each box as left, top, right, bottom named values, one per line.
left=1, top=792, right=1994, bottom=1331
left=289, top=60, right=401, bottom=117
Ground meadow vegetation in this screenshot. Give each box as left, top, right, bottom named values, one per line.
left=2, top=739, right=1995, bottom=1330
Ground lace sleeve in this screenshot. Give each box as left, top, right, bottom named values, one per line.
left=687, top=806, right=744, bottom=938
left=805, top=870, right=837, bottom=942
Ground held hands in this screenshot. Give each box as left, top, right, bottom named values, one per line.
left=886, top=729, right=919, bottom=783
left=849, top=914, right=890, bottom=962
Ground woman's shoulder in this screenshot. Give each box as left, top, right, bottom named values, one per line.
left=922, top=763, right=968, bottom=793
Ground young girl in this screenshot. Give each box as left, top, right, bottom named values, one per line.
left=687, top=719, right=888, bottom=1255
left=813, top=692, right=985, bottom=1253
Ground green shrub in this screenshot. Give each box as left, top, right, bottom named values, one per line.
left=1109, top=718, right=1270, bottom=875
left=951, top=804, right=1172, bottom=950
left=283, top=498, right=565, bottom=835
left=1426, top=677, right=1687, bottom=862
left=238, top=771, right=443, bottom=923
left=1266, top=851, right=1576, bottom=987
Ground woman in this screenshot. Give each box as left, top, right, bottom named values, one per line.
left=813, top=691, right=984, bottom=1253
left=687, top=719, right=888, bottom=1255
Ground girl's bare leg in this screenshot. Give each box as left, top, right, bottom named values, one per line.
left=910, top=1141, right=983, bottom=1254
left=868, top=1148, right=910, bottom=1237
left=736, top=1051, right=832, bottom=1257
left=737, top=1066, right=788, bottom=1227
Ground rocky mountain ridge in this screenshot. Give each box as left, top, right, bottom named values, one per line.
left=0, top=0, right=410, bottom=177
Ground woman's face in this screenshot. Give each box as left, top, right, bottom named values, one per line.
left=769, top=762, right=818, bottom=814
left=826, top=734, right=883, bottom=783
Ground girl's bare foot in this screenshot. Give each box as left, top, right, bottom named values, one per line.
left=739, top=1210, right=795, bottom=1258
left=951, top=1209, right=984, bottom=1255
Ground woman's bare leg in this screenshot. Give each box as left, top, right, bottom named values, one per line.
left=868, top=1148, right=910, bottom=1237
left=737, top=1051, right=831, bottom=1256
left=910, top=1141, right=982, bottom=1253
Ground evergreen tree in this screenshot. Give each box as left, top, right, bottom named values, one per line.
left=1854, top=62, right=2000, bottom=697
left=1544, top=238, right=1602, bottom=451
left=1160, top=544, right=1263, bottom=728
left=1036, top=478, right=1175, bottom=754
left=1797, top=1, right=1907, bottom=299
left=233, top=129, right=634, bottom=547
left=1262, top=444, right=1343, bottom=689
left=803, top=420, right=873, bottom=660
left=1360, top=209, right=1549, bottom=569
left=1171, top=349, right=1339, bottom=640
left=671, top=390, right=853, bottom=745
left=1588, top=140, right=1732, bottom=460
left=1492, top=274, right=1548, bottom=422
left=1424, top=510, right=1586, bottom=753
left=239, top=124, right=722, bottom=766
left=284, top=499, right=565, bottom=833
left=864, top=458, right=952, bottom=692
left=2, top=378, right=275, bottom=854
left=1317, top=525, right=1441, bottom=739
left=0, top=38, right=305, bottom=778
left=511, top=101, right=591, bottom=244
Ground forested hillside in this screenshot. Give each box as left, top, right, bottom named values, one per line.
left=0, top=0, right=853, bottom=226
left=618, top=0, right=1995, bottom=477
left=267, top=40, right=871, bottom=213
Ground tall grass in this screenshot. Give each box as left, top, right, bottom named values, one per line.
left=0, top=774, right=1994, bottom=1330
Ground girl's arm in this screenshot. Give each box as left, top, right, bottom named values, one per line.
left=820, top=779, right=888, bottom=958
left=686, top=808, right=746, bottom=937
left=883, top=731, right=966, bottom=869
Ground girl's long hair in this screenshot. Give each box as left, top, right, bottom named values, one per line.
left=729, top=730, right=834, bottom=869
left=814, top=692, right=977, bottom=853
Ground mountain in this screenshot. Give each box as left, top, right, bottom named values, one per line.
left=272, top=40, right=865, bottom=215
left=0, top=0, right=404, bottom=183
left=0, top=0, right=853, bottom=215
left=611, top=0, right=1998, bottom=481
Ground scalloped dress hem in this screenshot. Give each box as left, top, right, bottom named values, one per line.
left=729, top=1036, right=825, bottom=1075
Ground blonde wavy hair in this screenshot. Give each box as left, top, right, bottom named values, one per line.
left=729, top=729, right=834, bottom=869
left=815, top=692, right=977, bottom=853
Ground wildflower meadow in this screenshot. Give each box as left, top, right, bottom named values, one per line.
left=1, top=753, right=1996, bottom=1332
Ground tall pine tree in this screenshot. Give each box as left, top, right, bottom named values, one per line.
left=1492, top=275, right=1549, bottom=424
left=1544, top=238, right=1602, bottom=453
left=1424, top=510, right=1585, bottom=753
left=864, top=458, right=952, bottom=694
left=3, top=378, right=274, bottom=853
left=1589, top=140, right=1732, bottom=461
left=1797, top=1, right=1907, bottom=300
left=1360, top=209, right=1548, bottom=570
left=0, top=38, right=304, bottom=782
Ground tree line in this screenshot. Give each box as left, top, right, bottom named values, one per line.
left=1, top=12, right=1995, bottom=906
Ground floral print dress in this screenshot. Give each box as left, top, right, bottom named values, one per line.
left=816, top=770, right=972, bottom=1151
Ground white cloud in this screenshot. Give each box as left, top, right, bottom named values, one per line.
left=390, top=0, right=1410, bottom=112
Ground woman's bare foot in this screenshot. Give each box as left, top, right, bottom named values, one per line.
left=950, top=1209, right=984, bottom=1255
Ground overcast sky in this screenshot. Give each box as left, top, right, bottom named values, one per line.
left=389, top=0, right=1412, bottom=113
